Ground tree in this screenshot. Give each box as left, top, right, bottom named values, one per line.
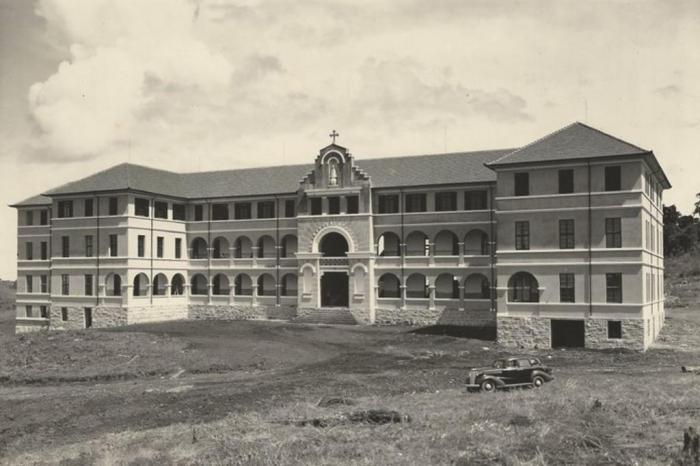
left=694, top=192, right=700, bottom=218
left=664, top=204, right=700, bottom=256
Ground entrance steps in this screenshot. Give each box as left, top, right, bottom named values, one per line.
left=294, top=307, right=358, bottom=325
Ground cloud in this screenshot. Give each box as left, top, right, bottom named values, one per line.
left=653, top=84, right=682, bottom=99
left=353, top=58, right=531, bottom=126
left=28, top=0, right=233, bottom=161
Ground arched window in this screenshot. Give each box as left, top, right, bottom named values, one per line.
left=434, top=231, right=459, bottom=256
left=106, top=273, right=122, bottom=296
left=281, top=274, right=298, bottom=296
left=435, top=273, right=459, bottom=298
left=281, top=235, right=298, bottom=258
left=190, top=237, right=208, bottom=259
left=406, top=273, right=429, bottom=298
left=234, top=236, right=253, bottom=258
left=133, top=273, right=149, bottom=297
left=508, top=272, right=539, bottom=302
left=257, top=235, right=275, bottom=258
left=319, top=232, right=348, bottom=257
left=465, top=230, right=489, bottom=256
left=378, top=273, right=400, bottom=298
left=190, top=274, right=208, bottom=295
left=465, top=273, right=490, bottom=299
left=377, top=232, right=401, bottom=256
left=171, top=274, right=185, bottom=295
left=234, top=274, right=252, bottom=295
left=153, top=273, right=168, bottom=296
left=212, top=237, right=230, bottom=258
left=405, top=231, right=429, bottom=256
left=212, top=274, right=229, bottom=295
left=257, top=274, right=276, bottom=296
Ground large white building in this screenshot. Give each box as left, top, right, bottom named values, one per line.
left=11, top=122, right=670, bottom=349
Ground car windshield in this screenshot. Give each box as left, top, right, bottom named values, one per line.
left=493, top=359, right=506, bottom=369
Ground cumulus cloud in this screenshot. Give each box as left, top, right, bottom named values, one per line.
left=28, top=0, right=232, bottom=160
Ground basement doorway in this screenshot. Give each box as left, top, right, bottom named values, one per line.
left=321, top=272, right=349, bottom=307
left=551, top=319, right=585, bottom=348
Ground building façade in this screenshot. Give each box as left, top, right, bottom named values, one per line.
left=11, top=122, right=670, bottom=350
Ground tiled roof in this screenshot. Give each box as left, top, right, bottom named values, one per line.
left=10, top=194, right=52, bottom=207
left=487, top=122, right=648, bottom=167
left=32, top=149, right=513, bottom=201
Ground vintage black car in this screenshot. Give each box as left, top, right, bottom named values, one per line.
left=465, top=356, right=553, bottom=392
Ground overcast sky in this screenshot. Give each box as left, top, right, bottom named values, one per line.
left=1, top=0, right=699, bottom=279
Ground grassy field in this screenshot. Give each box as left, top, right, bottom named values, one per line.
left=0, top=270, right=698, bottom=465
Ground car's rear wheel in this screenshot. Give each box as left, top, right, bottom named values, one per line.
left=480, top=380, right=496, bottom=392
left=532, top=375, right=545, bottom=388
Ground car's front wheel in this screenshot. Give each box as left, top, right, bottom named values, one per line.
left=480, top=380, right=496, bottom=392
left=532, top=375, right=545, bottom=388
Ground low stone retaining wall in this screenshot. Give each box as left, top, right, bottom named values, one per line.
left=128, top=305, right=187, bottom=325
left=188, top=304, right=297, bottom=321
left=49, top=305, right=128, bottom=331
left=375, top=307, right=495, bottom=327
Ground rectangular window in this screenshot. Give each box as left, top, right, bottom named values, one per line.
left=284, top=199, right=297, bottom=218
left=604, top=165, right=621, bottom=191
left=310, top=198, right=322, bottom=215
left=84, top=199, right=94, bottom=217
left=558, top=169, right=574, bottom=194
left=154, top=201, right=168, bottom=219
left=58, top=200, right=73, bottom=218
left=346, top=196, right=359, bottom=214
left=378, top=194, right=399, bottom=214
left=137, top=235, right=145, bottom=257
left=514, top=172, right=529, bottom=196
left=559, top=273, right=575, bottom=303
left=405, top=193, right=427, bottom=213
left=84, top=274, right=93, bottom=296
left=175, top=238, right=182, bottom=259
left=157, top=236, right=164, bottom=258
left=435, top=192, right=457, bottom=211
left=606, top=273, right=623, bottom=303
left=62, top=236, right=69, bottom=257
left=40, top=306, right=48, bottom=318
left=515, top=221, right=530, bottom=250
left=61, top=307, right=68, bottom=321
left=40, top=210, right=48, bottom=225
left=464, top=190, right=487, bottom=210
left=84, top=308, right=93, bottom=328
left=25, top=211, right=34, bottom=226
left=559, top=219, right=575, bottom=249
left=134, top=198, right=149, bottom=217
left=40, top=242, right=47, bottom=260
left=650, top=224, right=655, bottom=253
left=25, top=242, right=33, bottom=260
left=257, top=201, right=275, bottom=219
left=109, top=197, right=118, bottom=215
left=605, top=218, right=622, bottom=248
left=25, top=305, right=32, bottom=318
left=194, top=204, right=204, bottom=221
left=85, top=235, right=93, bottom=257
left=61, top=274, right=69, bottom=295
left=26, top=275, right=33, bottom=293
left=40, top=275, right=47, bottom=293
left=607, top=320, right=622, bottom=339
left=172, top=203, right=185, bottom=221
left=234, top=202, right=252, bottom=219
left=285, top=199, right=296, bottom=217
left=328, top=197, right=340, bottom=215
left=109, top=234, right=118, bottom=257
left=212, top=203, right=229, bottom=220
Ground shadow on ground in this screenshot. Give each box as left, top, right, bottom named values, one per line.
left=409, top=325, right=496, bottom=341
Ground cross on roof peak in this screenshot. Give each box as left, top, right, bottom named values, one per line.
left=329, top=130, right=339, bottom=144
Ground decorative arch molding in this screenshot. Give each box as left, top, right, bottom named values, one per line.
left=310, top=224, right=357, bottom=253
left=350, top=263, right=368, bottom=275
left=299, top=263, right=316, bottom=275
left=320, top=150, right=347, bottom=165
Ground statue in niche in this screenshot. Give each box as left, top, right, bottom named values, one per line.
left=329, top=159, right=339, bottom=186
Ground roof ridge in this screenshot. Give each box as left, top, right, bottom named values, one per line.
left=487, top=122, right=580, bottom=166
left=573, top=121, right=648, bottom=153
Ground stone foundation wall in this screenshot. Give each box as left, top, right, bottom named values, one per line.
left=128, top=305, right=188, bottom=325
left=349, top=308, right=371, bottom=324
left=15, top=319, right=49, bottom=333
left=585, top=318, right=647, bottom=351
left=188, top=304, right=269, bottom=321
left=48, top=305, right=128, bottom=330
left=374, top=307, right=495, bottom=327
left=497, top=316, right=552, bottom=349
left=265, top=305, right=297, bottom=320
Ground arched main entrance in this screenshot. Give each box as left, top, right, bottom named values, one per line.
left=319, top=232, right=348, bottom=257
left=321, top=272, right=349, bottom=307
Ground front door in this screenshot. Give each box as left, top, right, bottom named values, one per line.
left=321, top=272, right=349, bottom=307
